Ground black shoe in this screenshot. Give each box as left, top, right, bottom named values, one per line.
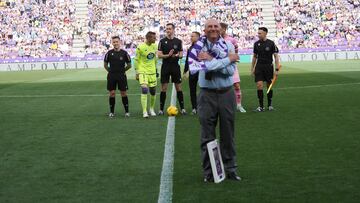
left=203, top=175, right=214, bottom=183
left=227, top=172, right=241, bottom=181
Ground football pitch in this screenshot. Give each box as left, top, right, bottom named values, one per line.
left=0, top=60, right=359, bottom=202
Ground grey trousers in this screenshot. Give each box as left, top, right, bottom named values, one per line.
left=198, top=87, right=237, bottom=177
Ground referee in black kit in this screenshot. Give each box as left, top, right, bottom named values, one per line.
left=251, top=27, right=280, bottom=112
left=157, top=23, right=186, bottom=115
left=104, top=36, right=132, bottom=118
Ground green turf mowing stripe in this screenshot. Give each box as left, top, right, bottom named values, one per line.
left=0, top=81, right=359, bottom=98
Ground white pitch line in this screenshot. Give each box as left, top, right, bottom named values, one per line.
left=275, top=82, right=360, bottom=90
left=157, top=84, right=177, bottom=203
left=0, top=93, right=160, bottom=98
left=0, top=82, right=359, bottom=98
left=0, top=94, right=107, bottom=98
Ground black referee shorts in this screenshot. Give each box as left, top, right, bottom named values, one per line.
left=255, top=64, right=274, bottom=83
left=161, top=64, right=182, bottom=84
left=107, top=73, right=128, bottom=91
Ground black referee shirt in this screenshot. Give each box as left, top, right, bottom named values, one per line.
left=158, top=37, right=183, bottom=65
left=104, top=49, right=131, bottom=74
left=253, top=39, right=279, bottom=65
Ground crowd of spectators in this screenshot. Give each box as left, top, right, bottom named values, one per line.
left=0, top=0, right=77, bottom=59
left=85, top=0, right=263, bottom=56
left=0, top=0, right=359, bottom=59
left=274, top=0, right=360, bottom=49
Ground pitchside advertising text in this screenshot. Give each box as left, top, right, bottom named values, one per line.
left=1, top=51, right=359, bottom=71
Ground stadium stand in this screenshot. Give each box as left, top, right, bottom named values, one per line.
left=0, top=0, right=77, bottom=59
left=85, top=0, right=263, bottom=55
left=274, top=0, right=360, bottom=49
left=0, top=0, right=359, bottom=59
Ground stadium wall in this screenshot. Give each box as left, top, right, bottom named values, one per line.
left=0, top=51, right=359, bottom=71
left=0, top=60, right=102, bottom=71
left=278, top=51, right=360, bottom=62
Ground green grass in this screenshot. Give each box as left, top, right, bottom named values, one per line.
left=174, top=60, right=360, bottom=203
left=1, top=60, right=360, bottom=202
left=0, top=73, right=168, bottom=201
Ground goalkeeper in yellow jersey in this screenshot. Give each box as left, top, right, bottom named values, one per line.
left=134, top=31, right=158, bottom=118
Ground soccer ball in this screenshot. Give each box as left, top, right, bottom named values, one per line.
left=167, top=106, right=178, bottom=116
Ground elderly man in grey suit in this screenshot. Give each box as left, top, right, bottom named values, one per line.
left=189, top=19, right=241, bottom=182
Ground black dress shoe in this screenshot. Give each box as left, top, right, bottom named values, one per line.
left=203, top=175, right=214, bottom=183
left=227, top=172, right=241, bottom=181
